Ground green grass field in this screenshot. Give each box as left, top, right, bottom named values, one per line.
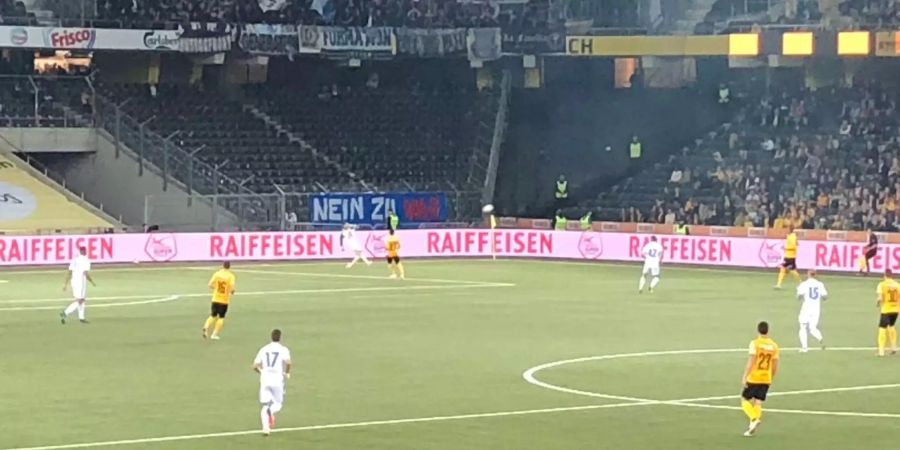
left=1, top=259, right=898, bottom=450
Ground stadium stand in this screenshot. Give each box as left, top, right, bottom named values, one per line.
left=89, top=73, right=496, bottom=196
left=588, top=79, right=900, bottom=232
left=0, top=76, right=87, bottom=127
left=96, top=0, right=509, bottom=27
left=839, top=0, right=900, bottom=25
left=0, top=153, right=112, bottom=233
left=244, top=80, right=496, bottom=192
left=84, top=0, right=634, bottom=30
left=93, top=81, right=355, bottom=194
left=0, top=0, right=894, bottom=234
left=0, top=0, right=33, bottom=24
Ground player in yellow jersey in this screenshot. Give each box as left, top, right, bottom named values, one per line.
left=775, top=228, right=801, bottom=288
left=876, top=269, right=900, bottom=356
left=740, top=321, right=779, bottom=437
left=203, top=261, right=236, bottom=340
left=385, top=229, right=404, bottom=279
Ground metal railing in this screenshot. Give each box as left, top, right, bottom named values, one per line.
left=0, top=74, right=93, bottom=126
left=0, top=116, right=80, bottom=127
left=93, top=94, right=261, bottom=199
left=728, top=0, right=776, bottom=17
left=33, top=0, right=97, bottom=23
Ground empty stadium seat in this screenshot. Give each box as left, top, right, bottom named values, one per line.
left=246, top=84, right=497, bottom=191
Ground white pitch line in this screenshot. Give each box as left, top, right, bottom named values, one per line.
left=0, top=284, right=511, bottom=310
left=0, top=294, right=181, bottom=304
left=233, top=268, right=508, bottom=286
left=675, top=401, right=900, bottom=418
left=0, top=402, right=646, bottom=450
left=9, top=375, right=900, bottom=450
left=349, top=293, right=439, bottom=300
left=0, top=295, right=180, bottom=312
left=678, top=383, right=900, bottom=404
left=0, top=256, right=875, bottom=280
left=523, top=347, right=900, bottom=418
left=522, top=347, right=879, bottom=403
left=0, top=262, right=340, bottom=276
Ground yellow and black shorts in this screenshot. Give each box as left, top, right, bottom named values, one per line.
left=386, top=255, right=400, bottom=264
left=781, top=257, right=797, bottom=270
left=741, top=383, right=770, bottom=401
left=210, top=302, right=229, bottom=318
left=879, top=312, right=898, bottom=328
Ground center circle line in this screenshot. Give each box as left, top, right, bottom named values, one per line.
left=523, top=347, right=900, bottom=419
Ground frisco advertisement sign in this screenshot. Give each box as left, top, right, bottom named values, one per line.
left=0, top=230, right=891, bottom=273
left=0, top=26, right=182, bottom=50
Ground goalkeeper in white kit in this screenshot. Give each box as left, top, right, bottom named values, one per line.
left=796, top=270, right=827, bottom=352
left=639, top=236, right=663, bottom=294
left=341, top=223, right=371, bottom=268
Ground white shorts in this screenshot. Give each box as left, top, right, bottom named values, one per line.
left=259, top=383, right=285, bottom=405
left=70, top=282, right=87, bottom=300
left=642, top=262, right=660, bottom=277
left=798, top=311, right=820, bottom=328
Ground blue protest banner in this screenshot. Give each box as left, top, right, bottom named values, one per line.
left=310, top=192, right=448, bottom=224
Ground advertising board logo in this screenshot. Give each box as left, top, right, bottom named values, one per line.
left=144, top=234, right=178, bottom=261
left=365, top=232, right=387, bottom=257
left=577, top=232, right=603, bottom=259
left=757, top=240, right=783, bottom=267
left=143, top=31, right=180, bottom=50
left=47, top=28, right=97, bottom=48
left=300, top=26, right=319, bottom=49
left=0, top=182, right=37, bottom=221
left=9, top=27, right=28, bottom=46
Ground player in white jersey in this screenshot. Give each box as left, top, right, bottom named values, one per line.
left=796, top=270, right=827, bottom=352
left=341, top=224, right=371, bottom=268
left=60, top=246, right=95, bottom=324
left=253, top=329, right=292, bottom=436
left=638, top=236, right=663, bottom=293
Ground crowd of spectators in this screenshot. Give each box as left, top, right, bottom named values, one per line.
left=95, top=0, right=561, bottom=30
left=640, top=80, right=900, bottom=232
left=0, top=0, right=26, bottom=16
left=839, top=0, right=900, bottom=26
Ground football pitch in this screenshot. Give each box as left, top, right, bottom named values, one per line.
left=2, top=259, right=899, bottom=450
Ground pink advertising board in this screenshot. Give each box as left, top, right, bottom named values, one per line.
left=0, top=230, right=896, bottom=273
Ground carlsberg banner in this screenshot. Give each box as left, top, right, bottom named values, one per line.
left=299, top=26, right=395, bottom=57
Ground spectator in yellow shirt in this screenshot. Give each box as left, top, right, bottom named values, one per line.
left=773, top=216, right=785, bottom=229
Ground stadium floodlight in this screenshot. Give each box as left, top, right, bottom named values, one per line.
left=728, top=33, right=759, bottom=56
left=838, top=31, right=870, bottom=56
left=782, top=32, right=814, bottom=56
